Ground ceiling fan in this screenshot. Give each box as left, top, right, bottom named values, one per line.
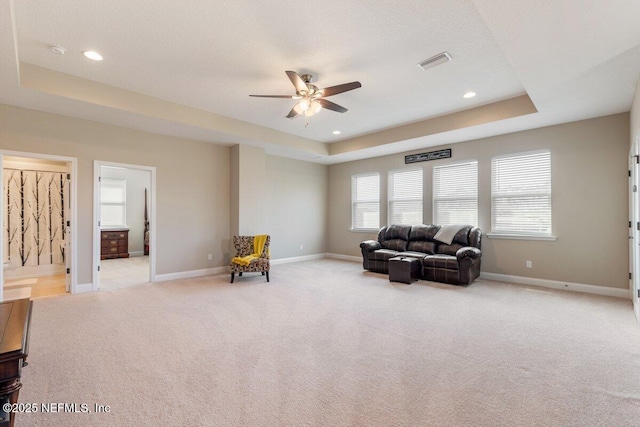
left=250, top=71, right=361, bottom=122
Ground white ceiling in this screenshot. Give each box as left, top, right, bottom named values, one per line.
left=1, top=0, right=640, bottom=164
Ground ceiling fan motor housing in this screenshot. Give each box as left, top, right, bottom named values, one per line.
left=249, top=70, right=361, bottom=120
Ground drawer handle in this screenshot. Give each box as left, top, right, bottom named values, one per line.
left=110, top=240, right=118, bottom=245
left=120, top=234, right=125, bottom=237
left=110, top=248, right=118, bottom=252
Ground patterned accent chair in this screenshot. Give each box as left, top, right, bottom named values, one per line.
left=229, top=235, right=270, bottom=283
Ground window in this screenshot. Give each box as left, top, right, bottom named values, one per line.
left=388, top=168, right=423, bottom=225
left=101, top=178, right=127, bottom=228
left=491, top=150, right=552, bottom=237
left=351, top=173, right=380, bottom=230
left=433, top=161, right=478, bottom=226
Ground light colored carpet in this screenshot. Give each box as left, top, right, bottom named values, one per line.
left=99, top=256, right=150, bottom=290
left=17, top=259, right=640, bottom=426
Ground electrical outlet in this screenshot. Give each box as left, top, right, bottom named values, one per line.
left=207, top=254, right=212, bottom=261
left=526, top=260, right=532, bottom=268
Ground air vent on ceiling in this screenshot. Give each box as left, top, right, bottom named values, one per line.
left=418, top=51, right=452, bottom=70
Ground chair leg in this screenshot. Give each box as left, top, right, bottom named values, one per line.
left=230, top=272, right=235, bottom=283
left=261, top=272, right=265, bottom=276
left=239, top=272, right=243, bottom=277
left=266, top=271, right=269, bottom=282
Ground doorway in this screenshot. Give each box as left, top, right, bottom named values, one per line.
left=93, top=161, right=156, bottom=290
left=0, top=151, right=77, bottom=301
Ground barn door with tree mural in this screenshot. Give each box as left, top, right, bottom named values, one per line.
left=4, top=169, right=66, bottom=269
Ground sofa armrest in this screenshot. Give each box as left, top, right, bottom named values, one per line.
left=360, top=240, right=381, bottom=252
left=456, top=246, right=481, bottom=261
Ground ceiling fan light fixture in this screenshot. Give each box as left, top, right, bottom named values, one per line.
left=250, top=70, right=362, bottom=124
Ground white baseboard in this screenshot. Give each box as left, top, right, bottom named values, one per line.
left=153, top=254, right=326, bottom=281
left=326, top=253, right=361, bottom=262
left=480, top=272, right=630, bottom=299
left=154, top=266, right=228, bottom=282
left=74, top=283, right=94, bottom=294
left=270, top=254, right=326, bottom=265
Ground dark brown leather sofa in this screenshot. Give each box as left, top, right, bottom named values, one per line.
left=359, top=224, right=482, bottom=285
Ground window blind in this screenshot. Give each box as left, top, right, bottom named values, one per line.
left=433, top=161, right=478, bottom=226
left=388, top=169, right=423, bottom=225
left=491, top=151, right=551, bottom=236
left=351, top=173, right=380, bottom=229
left=101, top=178, right=127, bottom=227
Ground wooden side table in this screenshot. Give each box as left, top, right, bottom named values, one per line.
left=101, top=229, right=130, bottom=260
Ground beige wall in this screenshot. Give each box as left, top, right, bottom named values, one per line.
left=1, top=102, right=631, bottom=290
left=328, top=113, right=630, bottom=289
left=0, top=104, right=231, bottom=284
left=235, top=145, right=266, bottom=235
left=632, top=77, right=640, bottom=148
left=264, top=155, right=328, bottom=259
left=230, top=149, right=329, bottom=259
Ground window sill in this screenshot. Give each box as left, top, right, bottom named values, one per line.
left=487, top=233, right=557, bottom=241
left=349, top=228, right=379, bottom=233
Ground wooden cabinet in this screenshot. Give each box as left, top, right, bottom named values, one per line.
left=0, top=298, right=32, bottom=427
left=101, top=229, right=129, bottom=260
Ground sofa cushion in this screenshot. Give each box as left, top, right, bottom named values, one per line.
left=409, top=224, right=440, bottom=241
left=453, top=226, right=472, bottom=245
left=434, top=224, right=465, bottom=245
left=437, top=243, right=465, bottom=256
left=384, top=224, right=411, bottom=241
left=406, top=241, right=436, bottom=254
left=434, top=225, right=473, bottom=245
left=424, top=254, right=459, bottom=270
left=370, top=249, right=399, bottom=261
left=381, top=239, right=407, bottom=251
left=396, top=251, right=429, bottom=260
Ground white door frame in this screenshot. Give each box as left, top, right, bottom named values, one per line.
left=0, top=150, right=78, bottom=298
left=93, top=160, right=156, bottom=291
left=631, top=138, right=640, bottom=322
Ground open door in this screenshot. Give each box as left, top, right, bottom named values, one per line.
left=630, top=140, right=640, bottom=322
left=93, top=161, right=155, bottom=291
left=64, top=165, right=71, bottom=292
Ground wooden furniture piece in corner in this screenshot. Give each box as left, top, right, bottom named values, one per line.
left=101, top=228, right=130, bottom=260
left=0, top=298, right=33, bottom=427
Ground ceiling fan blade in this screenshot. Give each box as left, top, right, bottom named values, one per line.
left=286, top=103, right=303, bottom=119
left=319, top=81, right=361, bottom=97
left=249, top=95, right=294, bottom=98
left=286, top=70, right=309, bottom=94
left=318, top=98, right=348, bottom=113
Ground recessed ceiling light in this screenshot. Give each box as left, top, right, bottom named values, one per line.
left=463, top=91, right=476, bottom=99
left=83, top=50, right=103, bottom=61
left=332, top=130, right=341, bottom=135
